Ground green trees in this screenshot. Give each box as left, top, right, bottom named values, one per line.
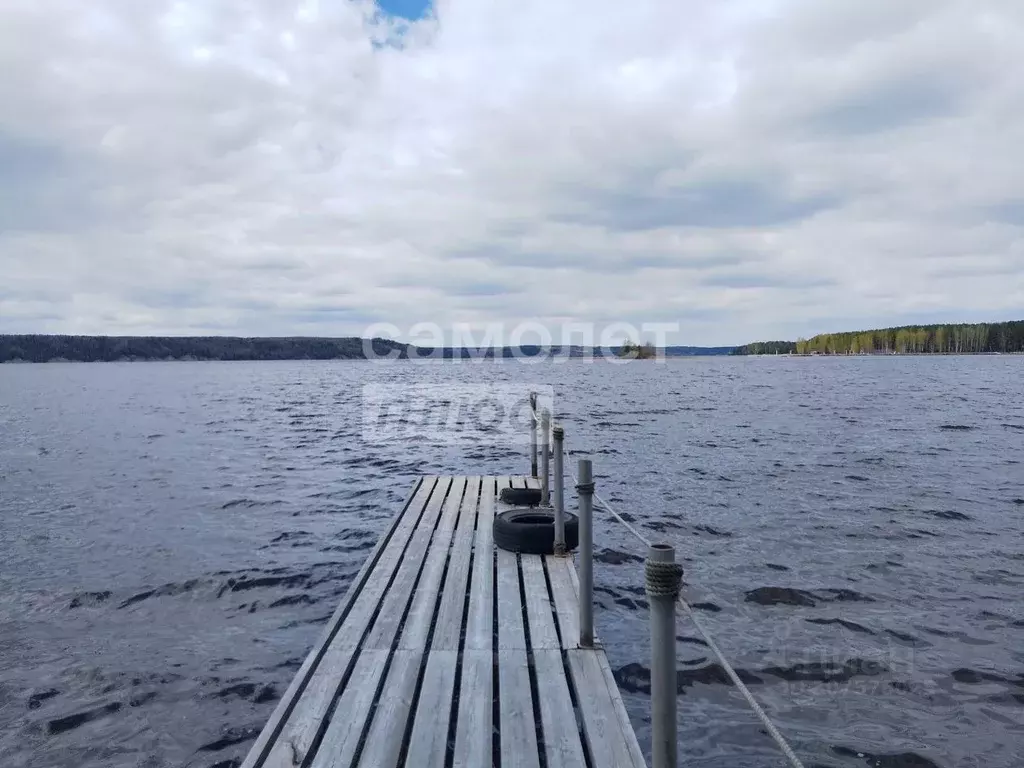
left=0, top=335, right=408, bottom=362
left=731, top=341, right=798, bottom=355
left=618, top=341, right=657, bottom=359
left=733, top=321, right=1024, bottom=355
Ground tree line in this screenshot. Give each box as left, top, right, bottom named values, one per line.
left=730, top=340, right=796, bottom=355
left=0, top=336, right=739, bottom=363
left=733, top=321, right=1024, bottom=355
left=0, top=335, right=408, bottom=363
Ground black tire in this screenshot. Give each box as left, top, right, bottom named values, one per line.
left=499, top=487, right=542, bottom=506
left=493, top=509, right=579, bottom=555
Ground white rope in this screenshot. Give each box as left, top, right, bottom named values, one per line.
left=561, top=447, right=651, bottom=547
left=560, top=443, right=805, bottom=768
left=566, top=450, right=577, bottom=484
left=593, top=489, right=652, bottom=548
left=677, top=597, right=806, bottom=768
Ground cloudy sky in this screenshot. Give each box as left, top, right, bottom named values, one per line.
left=1, top=0, right=1023, bottom=345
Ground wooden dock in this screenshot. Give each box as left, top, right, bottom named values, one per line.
left=241, top=475, right=646, bottom=768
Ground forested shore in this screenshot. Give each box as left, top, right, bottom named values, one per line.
left=0, top=335, right=734, bottom=363
left=5, top=324, right=1021, bottom=363
left=733, top=321, right=1024, bottom=355
left=0, top=335, right=407, bottom=363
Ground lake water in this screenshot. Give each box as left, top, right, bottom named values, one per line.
left=1, top=358, right=1022, bottom=768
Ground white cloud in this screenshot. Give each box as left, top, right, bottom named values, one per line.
left=0, top=0, right=1022, bottom=344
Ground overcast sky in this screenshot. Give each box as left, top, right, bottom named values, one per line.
left=1, top=0, right=1023, bottom=345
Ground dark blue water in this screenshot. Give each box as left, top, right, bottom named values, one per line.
left=1, top=358, right=1022, bottom=768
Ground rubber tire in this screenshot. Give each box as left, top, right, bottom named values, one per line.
left=493, top=509, right=579, bottom=555
left=499, top=487, right=542, bottom=506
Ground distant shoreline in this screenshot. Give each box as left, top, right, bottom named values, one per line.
left=4, top=351, right=1022, bottom=364
left=0, top=335, right=735, bottom=364
left=733, top=320, right=1024, bottom=356
left=743, top=351, right=1023, bottom=357
left=5, top=324, right=1022, bottom=363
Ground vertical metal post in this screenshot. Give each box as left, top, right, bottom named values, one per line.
left=541, top=409, right=551, bottom=505
left=552, top=425, right=565, bottom=554
left=529, top=393, right=538, bottom=477
left=647, top=543, right=680, bottom=768
left=577, top=459, right=594, bottom=647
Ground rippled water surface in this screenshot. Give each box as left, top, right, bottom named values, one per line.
left=1, top=358, right=1023, bottom=768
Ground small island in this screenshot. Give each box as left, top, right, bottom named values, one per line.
left=617, top=341, right=658, bottom=359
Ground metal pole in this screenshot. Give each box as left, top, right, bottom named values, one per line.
left=552, top=425, right=565, bottom=554
left=577, top=459, right=594, bottom=647
left=529, top=393, right=538, bottom=477
left=541, top=409, right=551, bottom=505
left=647, top=543, right=680, bottom=768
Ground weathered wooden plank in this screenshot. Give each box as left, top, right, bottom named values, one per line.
left=437, top=476, right=468, bottom=533
left=459, top=476, right=482, bottom=535
left=567, top=650, right=646, bottom=768
left=520, top=556, right=559, bottom=650
left=363, top=477, right=453, bottom=649
left=398, top=477, right=467, bottom=650
left=493, top=478, right=517, bottom=649
left=406, top=651, right=458, bottom=766
left=357, top=650, right=423, bottom=768
left=259, top=646, right=350, bottom=768
left=241, top=478, right=430, bottom=768
left=534, top=650, right=588, bottom=767
left=308, top=650, right=389, bottom=768
left=525, top=476, right=541, bottom=490
left=545, top=555, right=579, bottom=650
left=479, top=476, right=497, bottom=526
left=329, top=478, right=441, bottom=650
left=497, top=548, right=526, bottom=650
left=432, top=477, right=480, bottom=650
left=512, top=476, right=528, bottom=489
left=560, top=552, right=603, bottom=644
left=465, top=478, right=495, bottom=651
left=453, top=650, right=492, bottom=768
left=594, top=645, right=648, bottom=768
left=498, top=650, right=541, bottom=768
left=563, top=550, right=583, bottom=599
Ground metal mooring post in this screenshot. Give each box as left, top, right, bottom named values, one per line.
left=577, top=459, right=594, bottom=647
left=552, top=425, right=565, bottom=554
left=541, top=409, right=551, bottom=505
left=647, top=543, right=682, bottom=768
left=529, top=393, right=538, bottom=477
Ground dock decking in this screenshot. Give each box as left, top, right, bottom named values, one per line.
left=242, top=475, right=646, bottom=768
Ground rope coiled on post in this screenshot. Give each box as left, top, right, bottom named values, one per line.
left=644, top=559, right=683, bottom=598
